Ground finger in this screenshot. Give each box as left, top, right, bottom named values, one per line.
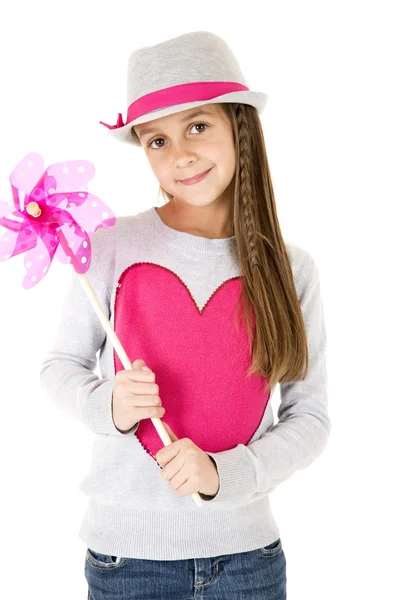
left=174, top=476, right=198, bottom=497
left=168, top=466, right=189, bottom=493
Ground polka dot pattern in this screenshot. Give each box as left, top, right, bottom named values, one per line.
left=0, top=152, right=117, bottom=289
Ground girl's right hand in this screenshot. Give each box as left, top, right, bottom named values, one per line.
left=112, top=359, right=165, bottom=433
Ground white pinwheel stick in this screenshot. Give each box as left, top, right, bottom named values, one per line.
left=76, top=275, right=203, bottom=508
left=25, top=201, right=203, bottom=507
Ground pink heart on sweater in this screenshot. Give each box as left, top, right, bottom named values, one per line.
left=113, top=263, right=271, bottom=465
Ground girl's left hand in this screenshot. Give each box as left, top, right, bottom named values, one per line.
left=156, top=421, right=220, bottom=498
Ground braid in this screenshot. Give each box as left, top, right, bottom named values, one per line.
left=236, top=105, right=260, bottom=269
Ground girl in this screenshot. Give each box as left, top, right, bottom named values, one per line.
left=40, top=30, right=330, bottom=599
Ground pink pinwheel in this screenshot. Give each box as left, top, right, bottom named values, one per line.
left=0, top=152, right=202, bottom=507
left=0, top=152, right=115, bottom=289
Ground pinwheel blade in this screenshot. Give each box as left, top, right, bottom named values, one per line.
left=1, top=152, right=117, bottom=289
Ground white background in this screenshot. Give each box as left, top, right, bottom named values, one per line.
left=0, top=1, right=399, bottom=598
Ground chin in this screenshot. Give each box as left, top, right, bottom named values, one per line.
left=174, top=186, right=229, bottom=206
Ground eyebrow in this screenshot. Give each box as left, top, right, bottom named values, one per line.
left=137, top=109, right=215, bottom=139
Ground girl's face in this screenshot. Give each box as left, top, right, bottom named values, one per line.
left=133, top=104, right=236, bottom=208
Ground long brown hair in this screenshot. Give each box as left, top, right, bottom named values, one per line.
left=130, top=103, right=308, bottom=394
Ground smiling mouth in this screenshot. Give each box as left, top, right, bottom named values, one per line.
left=178, top=167, right=213, bottom=185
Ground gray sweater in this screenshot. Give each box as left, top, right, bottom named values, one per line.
left=39, top=206, right=330, bottom=560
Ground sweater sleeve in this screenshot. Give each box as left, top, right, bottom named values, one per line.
left=204, top=251, right=330, bottom=504
left=39, top=225, right=138, bottom=437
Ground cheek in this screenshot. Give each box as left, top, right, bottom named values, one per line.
left=211, top=140, right=235, bottom=168
left=224, top=148, right=236, bottom=180
left=214, top=149, right=236, bottom=180
left=150, top=162, right=170, bottom=183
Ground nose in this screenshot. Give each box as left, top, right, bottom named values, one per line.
left=173, top=152, right=197, bottom=176
left=170, top=138, right=198, bottom=162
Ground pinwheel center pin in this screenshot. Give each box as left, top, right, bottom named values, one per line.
left=26, top=201, right=41, bottom=217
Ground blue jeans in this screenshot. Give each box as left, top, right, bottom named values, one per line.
left=85, top=537, right=286, bottom=599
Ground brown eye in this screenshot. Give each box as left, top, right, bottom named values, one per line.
left=191, top=123, right=207, bottom=134
left=148, top=138, right=165, bottom=149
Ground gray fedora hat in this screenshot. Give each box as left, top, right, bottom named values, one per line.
left=99, top=30, right=268, bottom=146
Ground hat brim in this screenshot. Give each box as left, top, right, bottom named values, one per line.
left=102, top=90, right=268, bottom=145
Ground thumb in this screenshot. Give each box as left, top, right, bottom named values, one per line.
left=131, top=359, right=151, bottom=371
left=163, top=420, right=179, bottom=443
